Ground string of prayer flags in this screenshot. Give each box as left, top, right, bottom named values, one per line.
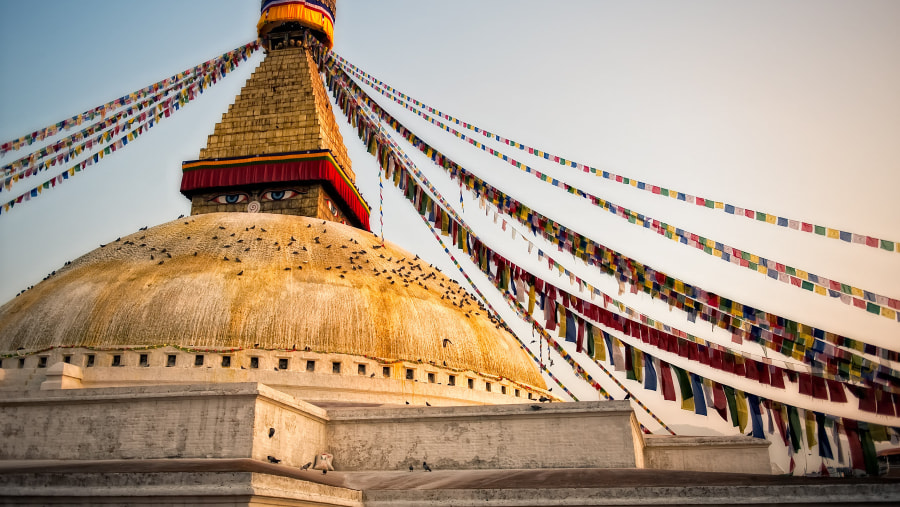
left=3, top=72, right=208, bottom=190
left=320, top=47, right=900, bottom=393
left=1, top=43, right=256, bottom=217
left=325, top=46, right=900, bottom=473
left=1, top=41, right=259, bottom=155
left=320, top=43, right=900, bottom=398
left=331, top=50, right=899, bottom=255
left=335, top=57, right=897, bottom=322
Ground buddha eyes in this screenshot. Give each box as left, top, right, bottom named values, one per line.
left=211, top=193, right=249, bottom=204
left=261, top=189, right=300, bottom=201
left=209, top=189, right=300, bottom=204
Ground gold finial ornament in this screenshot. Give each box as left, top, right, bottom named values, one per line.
left=258, top=0, right=337, bottom=48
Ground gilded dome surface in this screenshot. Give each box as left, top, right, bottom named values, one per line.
left=0, top=213, right=545, bottom=388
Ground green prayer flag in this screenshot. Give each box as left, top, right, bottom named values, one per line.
left=860, top=426, right=879, bottom=475
left=723, top=385, right=739, bottom=428
left=881, top=240, right=895, bottom=252
left=815, top=225, right=826, bottom=236
left=586, top=323, right=595, bottom=357
left=786, top=405, right=803, bottom=452
left=672, top=365, right=693, bottom=401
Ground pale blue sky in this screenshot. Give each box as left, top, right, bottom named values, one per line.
left=2, top=0, right=899, bottom=463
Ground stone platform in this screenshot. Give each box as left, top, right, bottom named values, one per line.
left=2, top=382, right=893, bottom=505
left=2, top=459, right=899, bottom=506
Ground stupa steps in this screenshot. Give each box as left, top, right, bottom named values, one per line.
left=198, top=46, right=353, bottom=179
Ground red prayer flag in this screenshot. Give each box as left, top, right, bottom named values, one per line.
left=798, top=373, right=813, bottom=397
left=769, top=365, right=785, bottom=389
left=876, top=389, right=896, bottom=417
left=811, top=375, right=828, bottom=400
left=843, top=420, right=866, bottom=472
left=659, top=361, right=677, bottom=401
left=857, top=387, right=877, bottom=413
left=745, top=360, right=759, bottom=381
left=712, top=382, right=728, bottom=421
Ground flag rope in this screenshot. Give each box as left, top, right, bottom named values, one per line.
left=330, top=51, right=899, bottom=255
left=1, top=41, right=260, bottom=155
left=313, top=41, right=900, bottom=394
left=335, top=58, right=898, bottom=323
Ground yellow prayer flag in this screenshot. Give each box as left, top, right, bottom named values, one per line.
left=633, top=348, right=643, bottom=383
left=796, top=269, right=809, bottom=280
left=715, top=201, right=724, bottom=209
left=851, top=286, right=864, bottom=297
left=558, top=305, right=566, bottom=338
left=749, top=254, right=760, bottom=264
left=814, top=285, right=827, bottom=296
left=804, top=410, right=817, bottom=448
left=593, top=328, right=606, bottom=362
left=735, top=390, right=748, bottom=433
left=826, top=228, right=840, bottom=239
left=765, top=214, right=777, bottom=224
left=883, top=308, right=897, bottom=320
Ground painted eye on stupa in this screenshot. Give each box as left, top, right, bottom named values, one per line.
left=210, top=193, right=249, bottom=204
left=261, top=189, right=300, bottom=201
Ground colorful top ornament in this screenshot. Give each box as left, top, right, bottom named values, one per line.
left=258, top=0, right=336, bottom=48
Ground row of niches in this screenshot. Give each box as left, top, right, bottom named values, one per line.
left=0, top=349, right=546, bottom=400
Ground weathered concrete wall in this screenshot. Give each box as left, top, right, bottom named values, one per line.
left=0, top=382, right=328, bottom=468
left=252, top=387, right=329, bottom=469
left=325, top=401, right=639, bottom=471
left=643, top=434, right=772, bottom=475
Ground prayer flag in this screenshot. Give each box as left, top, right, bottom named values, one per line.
left=644, top=354, right=657, bottom=391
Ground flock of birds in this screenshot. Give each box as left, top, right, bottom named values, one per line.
left=18, top=216, right=505, bottom=336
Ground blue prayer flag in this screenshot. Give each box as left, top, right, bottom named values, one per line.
left=565, top=311, right=577, bottom=343
left=604, top=333, right=615, bottom=367
left=747, top=394, right=765, bottom=438
left=816, top=412, right=834, bottom=459
left=691, top=374, right=707, bottom=416
left=644, top=355, right=657, bottom=391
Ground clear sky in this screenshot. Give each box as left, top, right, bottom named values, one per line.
left=2, top=0, right=899, bottom=471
